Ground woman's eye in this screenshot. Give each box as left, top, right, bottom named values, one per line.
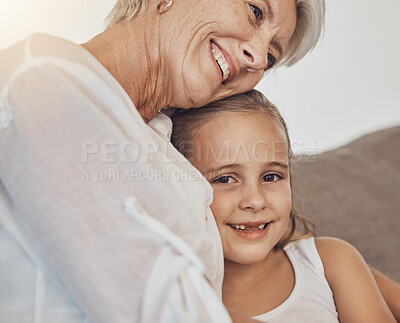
left=262, top=173, right=281, bottom=182
left=266, top=53, right=277, bottom=70
left=250, top=4, right=263, bottom=20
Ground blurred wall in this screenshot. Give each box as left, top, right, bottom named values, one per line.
left=256, top=0, right=400, bottom=154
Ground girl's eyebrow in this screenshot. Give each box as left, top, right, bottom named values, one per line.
left=265, top=161, right=288, bottom=169
left=203, top=161, right=288, bottom=175
left=203, top=163, right=241, bottom=175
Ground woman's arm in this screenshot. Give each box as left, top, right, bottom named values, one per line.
left=315, top=237, right=396, bottom=323
left=370, top=267, right=400, bottom=322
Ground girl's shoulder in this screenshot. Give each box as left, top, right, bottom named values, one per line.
left=288, top=236, right=373, bottom=289
left=314, top=236, right=361, bottom=272
left=314, top=236, right=369, bottom=284
left=314, top=237, right=396, bottom=322
left=284, top=237, right=326, bottom=279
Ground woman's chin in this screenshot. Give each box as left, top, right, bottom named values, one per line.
left=178, top=76, right=218, bottom=108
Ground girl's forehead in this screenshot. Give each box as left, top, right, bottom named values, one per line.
left=201, top=110, right=286, bottom=141
left=192, top=111, right=289, bottom=167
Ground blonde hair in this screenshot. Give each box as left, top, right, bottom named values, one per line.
left=105, top=0, right=147, bottom=27
left=281, top=0, right=325, bottom=66
left=105, top=0, right=325, bottom=67
left=171, top=89, right=315, bottom=248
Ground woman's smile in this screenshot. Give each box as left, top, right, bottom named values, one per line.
left=211, top=40, right=233, bottom=83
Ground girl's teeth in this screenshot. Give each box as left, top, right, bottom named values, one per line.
left=211, top=43, right=231, bottom=82
left=231, top=223, right=267, bottom=231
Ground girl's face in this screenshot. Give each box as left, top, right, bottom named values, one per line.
left=190, top=111, right=291, bottom=265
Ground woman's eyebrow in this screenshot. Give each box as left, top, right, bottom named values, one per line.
left=264, top=0, right=275, bottom=22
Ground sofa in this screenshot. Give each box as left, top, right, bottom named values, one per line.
left=291, top=125, right=400, bottom=283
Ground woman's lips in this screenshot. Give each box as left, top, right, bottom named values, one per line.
left=210, top=40, right=236, bottom=83
left=211, top=42, right=230, bottom=82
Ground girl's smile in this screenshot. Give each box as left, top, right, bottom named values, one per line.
left=227, top=221, right=271, bottom=241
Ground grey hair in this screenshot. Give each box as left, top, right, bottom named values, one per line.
left=105, top=0, right=325, bottom=66
left=280, top=0, right=326, bottom=66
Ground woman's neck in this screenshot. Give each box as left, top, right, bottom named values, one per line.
left=81, top=14, right=171, bottom=121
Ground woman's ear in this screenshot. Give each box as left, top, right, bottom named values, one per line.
left=157, top=0, right=174, bottom=14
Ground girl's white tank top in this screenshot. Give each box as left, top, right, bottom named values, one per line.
left=253, top=237, right=339, bottom=323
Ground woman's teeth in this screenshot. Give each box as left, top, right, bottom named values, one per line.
left=211, top=42, right=231, bottom=82
left=230, top=223, right=268, bottom=232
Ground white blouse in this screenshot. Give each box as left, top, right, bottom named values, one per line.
left=0, top=34, right=227, bottom=323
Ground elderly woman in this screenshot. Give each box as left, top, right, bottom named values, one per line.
left=0, top=0, right=325, bottom=322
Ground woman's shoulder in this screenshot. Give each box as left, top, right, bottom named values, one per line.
left=1, top=33, right=107, bottom=81
left=1, top=33, right=82, bottom=64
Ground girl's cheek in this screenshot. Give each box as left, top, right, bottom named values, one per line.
left=210, top=194, right=231, bottom=223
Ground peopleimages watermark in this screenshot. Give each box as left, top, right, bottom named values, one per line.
left=81, top=140, right=319, bottom=164
left=80, top=139, right=318, bottom=181
left=81, top=168, right=203, bottom=182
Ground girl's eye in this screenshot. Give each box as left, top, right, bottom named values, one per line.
left=266, top=53, right=277, bottom=70
left=262, top=173, right=281, bottom=182
left=250, top=4, right=263, bottom=20
left=212, top=176, right=233, bottom=184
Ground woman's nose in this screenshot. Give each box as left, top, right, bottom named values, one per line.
left=239, top=38, right=268, bottom=71
left=238, top=184, right=267, bottom=212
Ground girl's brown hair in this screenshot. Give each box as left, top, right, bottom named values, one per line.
left=171, top=89, right=315, bottom=248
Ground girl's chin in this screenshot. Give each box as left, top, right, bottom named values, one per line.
left=224, top=251, right=270, bottom=266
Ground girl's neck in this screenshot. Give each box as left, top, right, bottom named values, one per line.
left=223, top=247, right=295, bottom=317
left=81, top=13, right=171, bottom=121
left=223, top=248, right=279, bottom=294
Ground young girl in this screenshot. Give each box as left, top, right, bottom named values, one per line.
left=170, top=90, right=396, bottom=323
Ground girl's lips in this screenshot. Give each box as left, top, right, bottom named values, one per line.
left=227, top=222, right=271, bottom=241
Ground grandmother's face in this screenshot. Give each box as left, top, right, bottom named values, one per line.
left=161, top=0, right=297, bottom=108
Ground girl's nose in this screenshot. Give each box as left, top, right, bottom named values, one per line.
left=238, top=184, right=267, bottom=212
left=239, top=38, right=268, bottom=71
